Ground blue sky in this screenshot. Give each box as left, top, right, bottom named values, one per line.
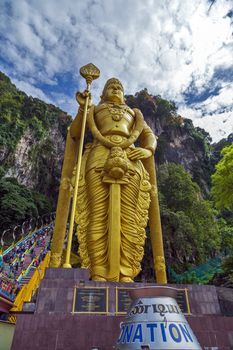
left=0, top=0, right=232, bottom=142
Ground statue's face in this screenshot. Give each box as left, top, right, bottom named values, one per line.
left=104, top=82, right=124, bottom=103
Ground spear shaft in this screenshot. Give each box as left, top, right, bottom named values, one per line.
left=63, top=63, right=100, bottom=268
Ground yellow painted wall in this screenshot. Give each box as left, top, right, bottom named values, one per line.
left=0, top=321, right=15, bottom=350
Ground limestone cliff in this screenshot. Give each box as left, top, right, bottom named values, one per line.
left=0, top=71, right=72, bottom=203
left=126, top=90, right=213, bottom=194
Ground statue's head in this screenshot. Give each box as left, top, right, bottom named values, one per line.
left=100, top=78, right=125, bottom=104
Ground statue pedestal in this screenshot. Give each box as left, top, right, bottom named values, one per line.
left=11, top=268, right=233, bottom=350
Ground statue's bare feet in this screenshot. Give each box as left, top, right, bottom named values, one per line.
left=120, top=276, right=133, bottom=282
left=92, top=275, right=106, bottom=281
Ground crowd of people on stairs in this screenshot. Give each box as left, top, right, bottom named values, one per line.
left=0, top=225, right=53, bottom=302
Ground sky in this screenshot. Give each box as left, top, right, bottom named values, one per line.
left=0, top=0, right=232, bottom=143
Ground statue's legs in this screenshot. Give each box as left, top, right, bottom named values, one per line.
left=86, top=170, right=109, bottom=280
left=120, top=171, right=148, bottom=281
left=82, top=163, right=150, bottom=282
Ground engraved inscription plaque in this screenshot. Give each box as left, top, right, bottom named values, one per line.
left=116, top=288, right=190, bottom=314
left=116, top=288, right=133, bottom=314
left=176, top=288, right=190, bottom=314
left=73, top=287, right=108, bottom=314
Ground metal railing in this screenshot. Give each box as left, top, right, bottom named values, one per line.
left=1, top=212, right=55, bottom=253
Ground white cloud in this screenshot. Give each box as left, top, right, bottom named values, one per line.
left=177, top=103, right=233, bottom=143
left=201, top=84, right=233, bottom=113
left=193, top=111, right=233, bottom=143
left=50, top=91, right=78, bottom=115
left=0, top=0, right=232, bottom=141
left=178, top=83, right=233, bottom=142
left=179, top=83, right=233, bottom=116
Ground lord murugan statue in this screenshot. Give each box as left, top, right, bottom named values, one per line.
left=50, top=64, right=166, bottom=283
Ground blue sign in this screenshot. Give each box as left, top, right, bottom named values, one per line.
left=118, top=322, right=194, bottom=345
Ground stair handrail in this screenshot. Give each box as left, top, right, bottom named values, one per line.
left=17, top=252, right=37, bottom=282
left=10, top=252, right=50, bottom=313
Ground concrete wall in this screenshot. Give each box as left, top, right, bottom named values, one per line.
left=10, top=269, right=233, bottom=350
left=0, top=321, right=15, bottom=350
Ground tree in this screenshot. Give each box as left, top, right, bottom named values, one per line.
left=211, top=143, right=233, bottom=209
left=157, top=163, right=220, bottom=272
left=0, top=178, right=52, bottom=230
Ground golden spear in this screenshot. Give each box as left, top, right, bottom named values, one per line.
left=63, top=63, right=100, bottom=268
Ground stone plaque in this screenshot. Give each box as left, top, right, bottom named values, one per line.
left=116, top=288, right=190, bottom=314
left=176, top=288, right=190, bottom=314
left=73, top=287, right=108, bottom=314
left=116, top=288, right=133, bottom=314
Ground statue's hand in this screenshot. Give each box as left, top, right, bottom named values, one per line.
left=127, top=147, right=152, bottom=160
left=76, top=90, right=93, bottom=108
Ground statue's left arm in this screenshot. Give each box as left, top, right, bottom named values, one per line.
left=127, top=120, right=157, bottom=160
left=138, top=121, right=157, bottom=154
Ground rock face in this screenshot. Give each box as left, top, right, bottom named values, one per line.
left=126, top=91, right=213, bottom=194
left=156, top=124, right=211, bottom=194
left=5, top=128, right=35, bottom=187
left=4, top=125, right=65, bottom=200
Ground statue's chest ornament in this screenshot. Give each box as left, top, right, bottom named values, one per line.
left=88, top=105, right=144, bottom=149
left=107, top=104, right=129, bottom=122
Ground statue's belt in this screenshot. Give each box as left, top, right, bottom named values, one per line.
left=92, top=135, right=135, bottom=148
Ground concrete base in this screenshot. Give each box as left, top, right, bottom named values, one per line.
left=11, top=268, right=233, bottom=350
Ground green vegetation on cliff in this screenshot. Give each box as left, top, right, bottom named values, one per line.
left=0, top=71, right=72, bottom=230
left=0, top=71, right=71, bottom=172
left=0, top=177, right=52, bottom=230
left=209, top=142, right=233, bottom=287
left=157, top=163, right=220, bottom=273
left=212, top=143, right=233, bottom=210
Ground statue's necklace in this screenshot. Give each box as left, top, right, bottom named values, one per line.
left=106, top=104, right=129, bottom=121
left=88, top=105, right=144, bottom=149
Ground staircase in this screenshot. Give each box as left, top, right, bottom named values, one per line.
left=0, top=225, right=53, bottom=305
left=19, top=267, right=37, bottom=286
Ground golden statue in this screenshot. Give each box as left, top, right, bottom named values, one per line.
left=50, top=64, right=167, bottom=283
